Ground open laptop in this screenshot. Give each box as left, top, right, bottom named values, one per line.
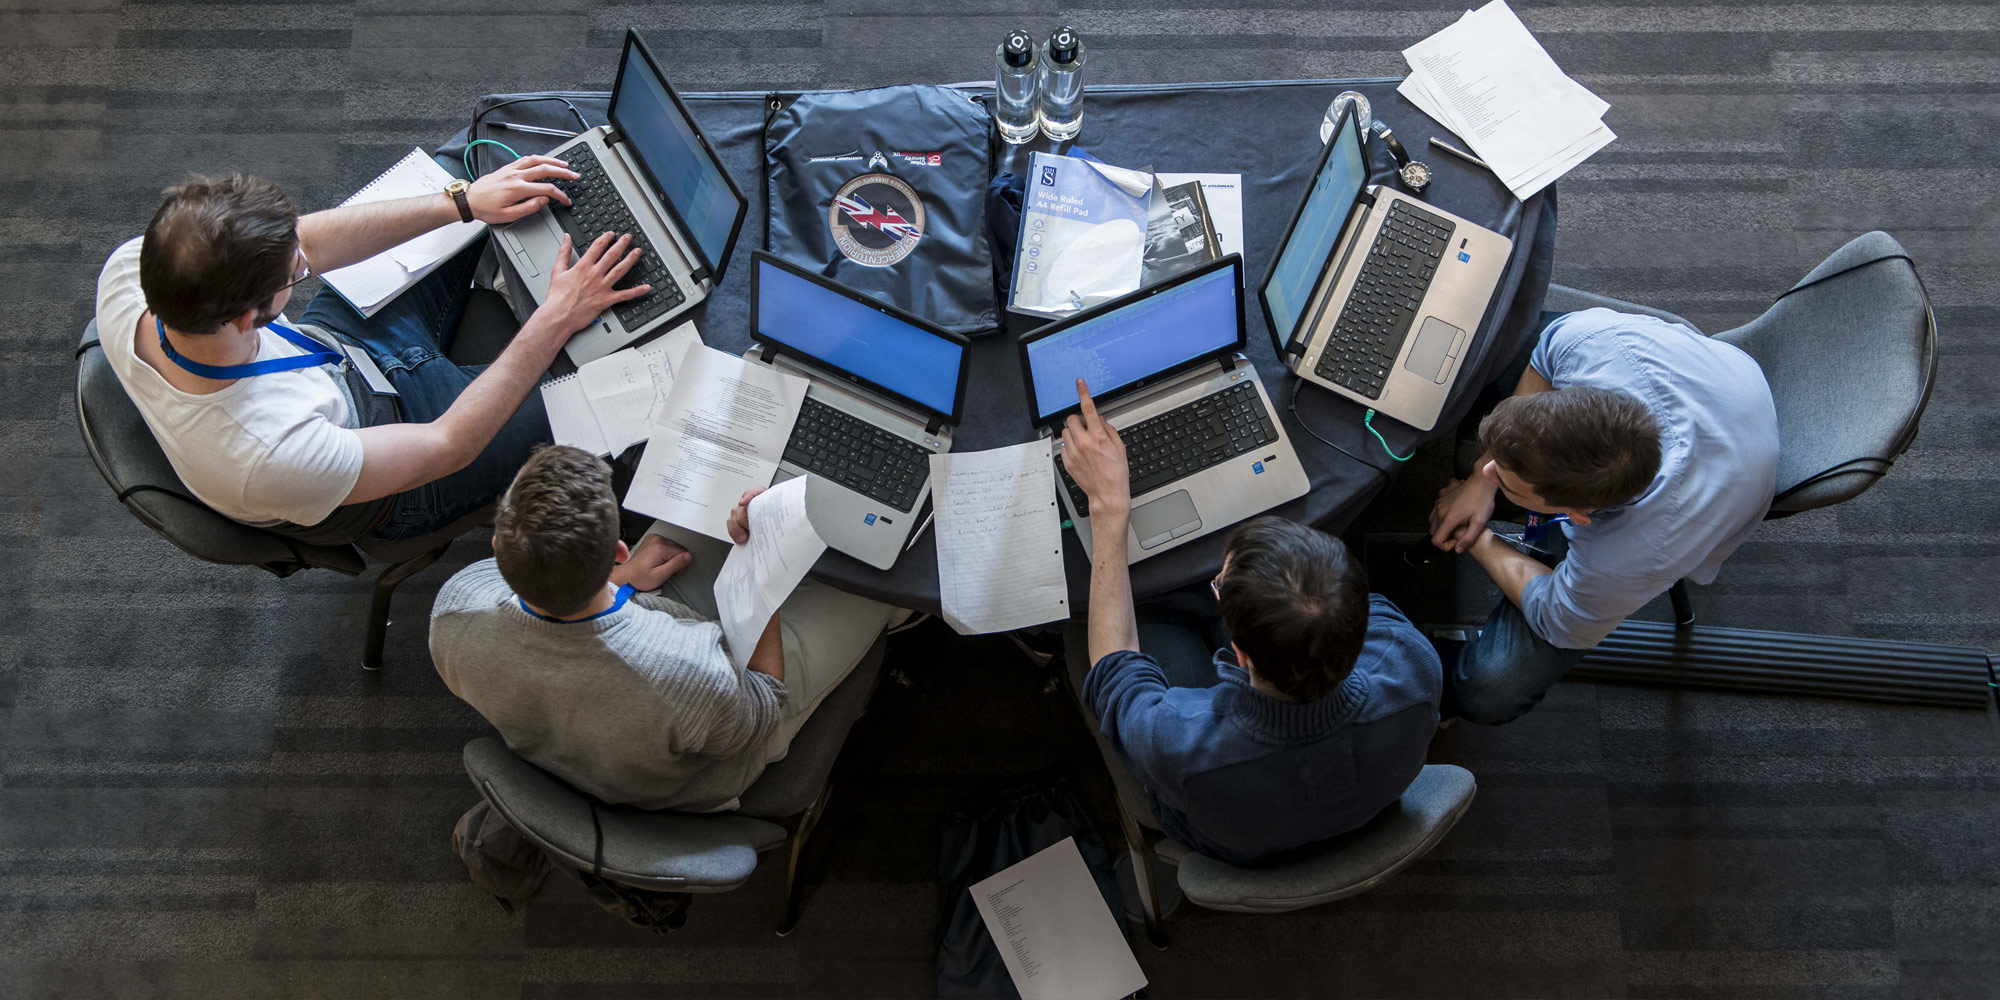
left=746, top=251, right=971, bottom=571
left=495, top=30, right=748, bottom=366
left=1020, top=255, right=1310, bottom=563
left=1260, top=104, right=1513, bottom=432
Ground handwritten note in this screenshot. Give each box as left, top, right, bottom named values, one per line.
left=542, top=321, right=701, bottom=457
left=624, top=344, right=808, bottom=541
left=970, top=837, right=1148, bottom=1000
left=931, top=440, right=1069, bottom=635
left=713, top=475, right=826, bottom=670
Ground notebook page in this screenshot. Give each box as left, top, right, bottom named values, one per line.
left=576, top=321, right=701, bottom=455
left=320, top=148, right=488, bottom=312
left=541, top=374, right=610, bottom=457
left=931, top=440, right=1070, bottom=635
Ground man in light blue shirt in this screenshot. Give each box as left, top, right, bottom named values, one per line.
left=1429, top=308, right=1779, bottom=724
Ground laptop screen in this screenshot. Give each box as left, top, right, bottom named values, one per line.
left=609, top=33, right=745, bottom=278
left=752, top=255, right=968, bottom=422
left=1261, top=108, right=1368, bottom=342
left=1023, top=259, right=1242, bottom=423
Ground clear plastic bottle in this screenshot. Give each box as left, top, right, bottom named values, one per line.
left=993, top=29, right=1041, bottom=145
left=1038, top=26, right=1087, bottom=142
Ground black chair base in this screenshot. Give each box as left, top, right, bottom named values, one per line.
left=362, top=541, right=457, bottom=672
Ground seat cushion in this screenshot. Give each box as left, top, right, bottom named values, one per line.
left=1170, top=764, right=1476, bottom=913
left=735, top=636, right=888, bottom=819
left=464, top=736, right=788, bottom=893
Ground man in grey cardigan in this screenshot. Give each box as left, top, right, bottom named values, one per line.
left=430, top=445, right=895, bottom=812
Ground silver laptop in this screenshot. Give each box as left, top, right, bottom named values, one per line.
left=494, top=30, right=747, bottom=366
left=745, top=251, right=971, bottom=571
left=1260, top=103, right=1513, bottom=432
left=1020, top=255, right=1310, bottom=564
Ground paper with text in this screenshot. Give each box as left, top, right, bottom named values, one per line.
left=1157, top=173, right=1243, bottom=257
left=970, top=837, right=1148, bottom=1000
left=624, top=345, right=808, bottom=541
left=320, top=148, right=488, bottom=315
left=713, top=475, right=827, bottom=670
left=931, top=440, right=1069, bottom=635
left=577, top=321, right=701, bottom=454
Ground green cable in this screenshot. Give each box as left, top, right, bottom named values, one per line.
left=462, top=138, right=523, bottom=179
left=1364, top=409, right=1415, bottom=462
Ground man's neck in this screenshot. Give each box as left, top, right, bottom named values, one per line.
left=524, top=582, right=619, bottom=622
left=148, top=315, right=262, bottom=391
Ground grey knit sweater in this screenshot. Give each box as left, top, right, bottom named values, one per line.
left=430, top=560, right=788, bottom=812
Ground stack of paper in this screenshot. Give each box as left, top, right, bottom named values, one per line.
left=320, top=148, right=489, bottom=316
left=623, top=344, right=809, bottom=542
left=542, top=321, right=701, bottom=457
left=1399, top=0, right=1614, bottom=200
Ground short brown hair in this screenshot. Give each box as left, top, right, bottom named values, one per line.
left=1217, top=517, right=1370, bottom=703
left=140, top=174, right=299, bottom=334
left=1478, top=387, right=1662, bottom=510
left=493, top=446, right=622, bottom=616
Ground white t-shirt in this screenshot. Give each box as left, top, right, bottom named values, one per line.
left=95, top=237, right=367, bottom=527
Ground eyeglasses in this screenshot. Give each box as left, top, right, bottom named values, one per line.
left=1210, top=571, right=1223, bottom=600
left=277, top=246, right=312, bottom=292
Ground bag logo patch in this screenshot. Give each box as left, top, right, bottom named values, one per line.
left=830, top=172, right=926, bottom=268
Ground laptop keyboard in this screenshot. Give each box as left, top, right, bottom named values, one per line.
left=783, top=396, right=931, bottom=512
left=1312, top=201, right=1458, bottom=400
left=1058, top=382, right=1279, bottom=517
left=548, top=144, right=687, bottom=330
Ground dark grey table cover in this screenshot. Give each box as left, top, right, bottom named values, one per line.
left=448, top=79, right=1557, bottom=614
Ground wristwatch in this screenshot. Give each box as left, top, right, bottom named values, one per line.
left=446, top=179, right=474, bottom=223
left=1370, top=121, right=1433, bottom=195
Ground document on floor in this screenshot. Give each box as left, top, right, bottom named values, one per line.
left=541, top=321, right=702, bottom=457
left=930, top=440, right=1068, bottom=635
left=970, top=837, right=1148, bottom=1000
left=624, top=344, right=809, bottom=541
left=319, top=148, right=489, bottom=316
left=713, top=474, right=826, bottom=670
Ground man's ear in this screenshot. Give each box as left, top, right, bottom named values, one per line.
left=228, top=307, right=262, bottom=334
left=613, top=539, right=631, bottom=564
left=1231, top=641, right=1253, bottom=674
left=1478, top=459, right=1501, bottom=484
left=1568, top=510, right=1594, bottom=526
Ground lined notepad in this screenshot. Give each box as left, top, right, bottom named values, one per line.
left=319, top=148, right=488, bottom=316
left=541, top=321, right=702, bottom=457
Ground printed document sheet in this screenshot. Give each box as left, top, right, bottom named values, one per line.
left=625, top=344, right=807, bottom=541
left=930, top=440, right=1069, bottom=635
left=713, top=475, right=826, bottom=670
left=542, top=321, right=701, bottom=456
left=970, top=837, right=1148, bottom=1000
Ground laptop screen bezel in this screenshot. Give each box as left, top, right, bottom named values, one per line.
left=748, top=250, right=973, bottom=426
left=1016, top=254, right=1247, bottom=430
left=1256, top=102, right=1369, bottom=360
left=608, top=29, right=749, bottom=283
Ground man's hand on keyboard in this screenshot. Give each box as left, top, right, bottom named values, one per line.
left=534, top=231, right=650, bottom=338
left=1060, top=379, right=1131, bottom=522
left=467, top=154, right=579, bottom=224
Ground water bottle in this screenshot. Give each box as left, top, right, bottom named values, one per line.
left=1038, top=25, right=1087, bottom=142
left=993, top=29, right=1041, bottom=145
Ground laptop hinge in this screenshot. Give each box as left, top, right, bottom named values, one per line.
left=759, top=343, right=779, bottom=363
left=690, top=265, right=714, bottom=284
left=1219, top=354, right=1240, bottom=371
left=603, top=127, right=623, bottom=145
left=925, top=416, right=944, bottom=436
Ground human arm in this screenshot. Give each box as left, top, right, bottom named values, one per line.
left=1059, top=379, right=1138, bottom=666
left=1429, top=362, right=1556, bottom=552
left=296, top=155, right=578, bottom=271
left=340, top=231, right=649, bottom=504
left=1467, top=528, right=1554, bottom=610
left=725, top=488, right=787, bottom=685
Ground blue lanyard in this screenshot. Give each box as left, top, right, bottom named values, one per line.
left=518, top=584, right=634, bottom=623
left=157, top=316, right=346, bottom=379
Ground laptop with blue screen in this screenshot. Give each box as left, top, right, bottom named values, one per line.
left=746, top=251, right=972, bottom=570
left=1019, top=255, right=1309, bottom=564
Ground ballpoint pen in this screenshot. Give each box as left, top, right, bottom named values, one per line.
left=491, top=120, right=582, bottom=138
left=904, top=510, right=936, bottom=552
left=1428, top=136, right=1490, bottom=170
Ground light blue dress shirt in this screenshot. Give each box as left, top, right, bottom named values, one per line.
left=1518, top=308, right=1780, bottom=649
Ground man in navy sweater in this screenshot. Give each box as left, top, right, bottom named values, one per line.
left=1060, top=379, right=1443, bottom=866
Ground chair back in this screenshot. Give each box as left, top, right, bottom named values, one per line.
left=74, top=321, right=364, bottom=577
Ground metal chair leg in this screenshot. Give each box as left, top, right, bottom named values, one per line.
left=1669, top=580, right=1695, bottom=628
left=362, top=541, right=453, bottom=672
left=1113, top=800, right=1170, bottom=949
left=776, top=780, right=835, bottom=936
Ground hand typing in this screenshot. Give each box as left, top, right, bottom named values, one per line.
left=465, top=155, right=577, bottom=225
left=533, top=231, right=650, bottom=341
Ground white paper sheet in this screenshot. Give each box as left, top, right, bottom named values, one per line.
left=1156, top=172, right=1243, bottom=257
left=712, top=475, right=827, bottom=670
left=970, top=837, right=1148, bottom=1000
left=930, top=440, right=1069, bottom=635
left=623, top=344, right=808, bottom=541
left=320, top=148, right=488, bottom=315
left=575, top=321, right=701, bottom=454
left=540, top=375, right=609, bottom=456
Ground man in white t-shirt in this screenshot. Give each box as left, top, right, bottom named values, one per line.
left=95, top=162, right=650, bottom=543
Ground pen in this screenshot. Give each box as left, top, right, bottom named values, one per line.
left=904, top=510, right=936, bottom=552
left=491, top=120, right=582, bottom=138
left=1428, top=137, right=1489, bottom=170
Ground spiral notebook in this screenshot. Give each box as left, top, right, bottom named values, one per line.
left=319, top=148, right=488, bottom=317
left=541, top=321, right=702, bottom=457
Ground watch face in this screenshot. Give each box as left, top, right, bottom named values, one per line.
left=1401, top=161, right=1433, bottom=189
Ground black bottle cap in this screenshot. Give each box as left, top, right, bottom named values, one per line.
left=1048, top=26, right=1082, bottom=63
left=1003, top=29, right=1035, bottom=67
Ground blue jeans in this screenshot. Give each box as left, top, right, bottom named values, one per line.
left=1446, top=529, right=1589, bottom=725
left=300, top=238, right=551, bottom=541
left=1133, top=583, right=1232, bottom=689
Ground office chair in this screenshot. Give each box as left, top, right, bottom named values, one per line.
left=1538, top=231, right=1989, bottom=706
left=461, top=636, right=888, bottom=934
left=72, top=289, right=522, bottom=672
left=1060, top=625, right=1475, bottom=947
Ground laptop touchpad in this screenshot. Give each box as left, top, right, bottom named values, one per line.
left=1132, top=490, right=1200, bottom=549
left=1404, top=317, right=1462, bottom=383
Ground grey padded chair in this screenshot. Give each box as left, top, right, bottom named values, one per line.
left=1060, top=624, right=1475, bottom=946
left=462, top=636, right=888, bottom=934
left=73, top=289, right=524, bottom=671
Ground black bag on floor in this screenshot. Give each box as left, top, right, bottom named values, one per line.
left=937, top=776, right=1126, bottom=998
left=765, top=85, right=999, bottom=336
left=452, top=800, right=552, bottom=914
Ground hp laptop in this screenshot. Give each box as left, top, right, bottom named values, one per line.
left=495, top=30, right=748, bottom=366
left=1260, top=104, right=1513, bottom=432
left=1020, top=255, right=1309, bottom=563
left=746, top=251, right=971, bottom=571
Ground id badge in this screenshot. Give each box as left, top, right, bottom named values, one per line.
left=342, top=343, right=400, bottom=397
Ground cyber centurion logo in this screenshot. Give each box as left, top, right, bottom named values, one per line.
left=829, top=171, right=926, bottom=268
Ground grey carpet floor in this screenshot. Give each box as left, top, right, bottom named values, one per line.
left=6, top=2, right=2000, bottom=997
